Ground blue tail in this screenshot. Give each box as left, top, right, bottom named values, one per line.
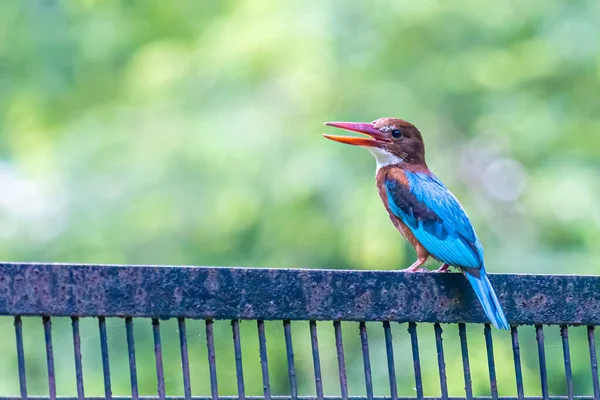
left=463, top=267, right=509, bottom=330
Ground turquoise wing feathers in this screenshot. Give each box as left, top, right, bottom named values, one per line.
left=384, top=171, right=484, bottom=269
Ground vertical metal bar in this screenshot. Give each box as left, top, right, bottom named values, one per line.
left=43, top=317, right=57, bottom=400
left=257, top=320, right=271, bottom=400
left=125, top=317, right=139, bottom=400
left=511, top=326, right=525, bottom=400
left=283, top=320, right=297, bottom=400
left=72, top=316, right=85, bottom=400
left=99, top=317, right=112, bottom=400
left=588, top=326, right=600, bottom=399
left=458, top=323, right=473, bottom=400
left=536, top=324, right=549, bottom=400
left=310, top=321, right=324, bottom=400
left=152, top=318, right=166, bottom=400
left=232, top=320, right=246, bottom=400
left=484, top=324, right=498, bottom=400
left=560, top=325, right=573, bottom=400
left=359, top=322, right=374, bottom=400
left=434, top=323, right=448, bottom=400
left=206, top=319, right=219, bottom=400
left=333, top=321, right=349, bottom=400
left=408, top=322, right=423, bottom=400
left=14, top=316, right=27, bottom=400
left=383, top=321, right=398, bottom=400
left=178, top=318, right=192, bottom=400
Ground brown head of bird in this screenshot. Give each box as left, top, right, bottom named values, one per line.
left=323, top=117, right=427, bottom=167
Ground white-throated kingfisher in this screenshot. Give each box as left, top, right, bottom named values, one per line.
left=324, top=118, right=509, bottom=330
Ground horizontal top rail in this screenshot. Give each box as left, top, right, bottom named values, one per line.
left=1, top=397, right=595, bottom=400
left=0, top=263, right=597, bottom=325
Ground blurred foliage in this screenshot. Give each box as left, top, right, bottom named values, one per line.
left=1, top=0, right=600, bottom=397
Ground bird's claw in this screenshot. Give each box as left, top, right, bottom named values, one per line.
left=434, top=263, right=451, bottom=273
left=400, top=267, right=430, bottom=273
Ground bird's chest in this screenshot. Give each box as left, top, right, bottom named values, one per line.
left=377, top=186, right=412, bottom=239
left=375, top=168, right=420, bottom=248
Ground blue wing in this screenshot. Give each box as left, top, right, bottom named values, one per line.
left=385, top=171, right=484, bottom=269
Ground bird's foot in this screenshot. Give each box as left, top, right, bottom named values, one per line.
left=400, top=263, right=431, bottom=272
left=400, top=258, right=430, bottom=273
left=434, top=263, right=451, bottom=273
left=399, top=266, right=429, bottom=273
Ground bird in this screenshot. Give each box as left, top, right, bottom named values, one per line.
left=323, top=117, right=509, bottom=330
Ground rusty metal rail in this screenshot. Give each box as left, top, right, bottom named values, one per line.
left=1, top=263, right=599, bottom=400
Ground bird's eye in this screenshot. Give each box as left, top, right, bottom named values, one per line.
left=391, top=129, right=402, bottom=138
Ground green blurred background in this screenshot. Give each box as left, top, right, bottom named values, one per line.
left=1, top=0, right=600, bottom=397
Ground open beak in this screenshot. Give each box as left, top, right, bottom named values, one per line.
left=323, top=122, right=390, bottom=147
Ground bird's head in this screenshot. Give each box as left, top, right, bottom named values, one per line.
left=323, top=117, right=426, bottom=167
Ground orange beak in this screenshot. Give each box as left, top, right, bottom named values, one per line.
left=323, top=122, right=390, bottom=147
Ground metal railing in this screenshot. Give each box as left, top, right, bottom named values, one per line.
left=1, top=263, right=599, bottom=400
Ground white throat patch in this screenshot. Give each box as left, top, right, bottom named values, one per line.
left=366, top=147, right=404, bottom=170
